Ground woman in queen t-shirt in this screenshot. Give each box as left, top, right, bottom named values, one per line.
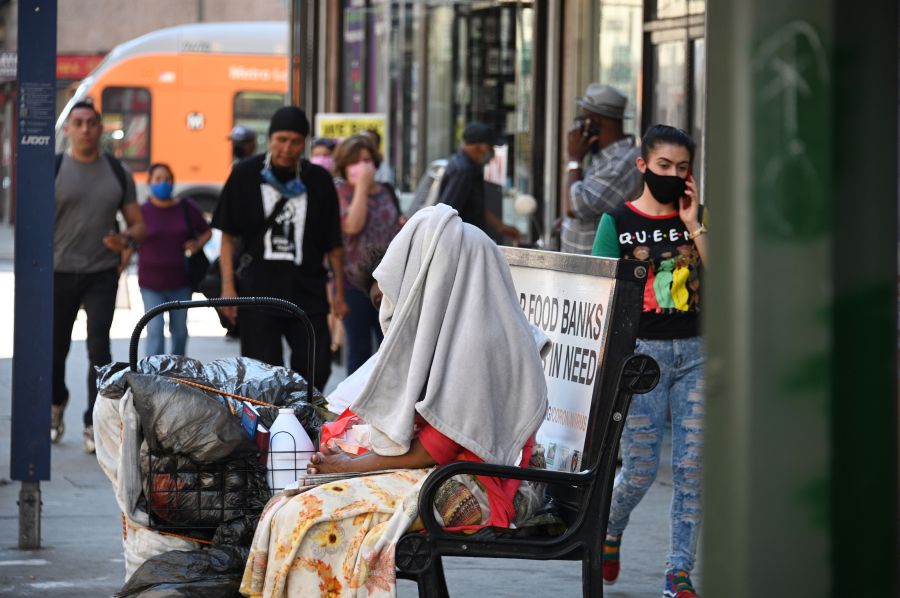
left=138, top=163, right=211, bottom=357
left=332, top=135, right=404, bottom=374
left=592, top=125, right=707, bottom=598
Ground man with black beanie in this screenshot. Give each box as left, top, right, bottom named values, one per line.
left=212, top=106, right=347, bottom=390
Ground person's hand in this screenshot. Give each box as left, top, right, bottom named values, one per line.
left=308, top=446, right=356, bottom=475
left=502, top=224, right=522, bottom=245
left=397, top=214, right=408, bottom=227
left=679, top=176, right=700, bottom=230
left=566, top=122, right=597, bottom=163
left=102, top=231, right=131, bottom=254
left=331, top=294, right=349, bottom=319
left=219, top=284, right=238, bottom=324
left=359, top=161, right=376, bottom=190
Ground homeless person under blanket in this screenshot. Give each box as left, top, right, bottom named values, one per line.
left=239, top=205, right=550, bottom=598
left=351, top=203, right=551, bottom=465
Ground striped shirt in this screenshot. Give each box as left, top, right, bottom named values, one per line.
left=560, top=137, right=643, bottom=255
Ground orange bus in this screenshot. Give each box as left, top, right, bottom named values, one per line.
left=55, top=21, right=288, bottom=211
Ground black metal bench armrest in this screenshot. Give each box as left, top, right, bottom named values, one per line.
left=416, top=460, right=594, bottom=535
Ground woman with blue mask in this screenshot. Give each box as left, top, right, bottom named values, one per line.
left=137, top=162, right=211, bottom=356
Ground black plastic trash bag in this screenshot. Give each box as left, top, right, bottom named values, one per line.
left=201, top=356, right=315, bottom=404
left=145, top=452, right=269, bottom=536
left=200, top=356, right=331, bottom=434
left=97, top=355, right=330, bottom=445
left=115, top=546, right=249, bottom=597
left=211, top=513, right=260, bottom=548
left=96, top=361, right=133, bottom=400
left=127, top=372, right=248, bottom=463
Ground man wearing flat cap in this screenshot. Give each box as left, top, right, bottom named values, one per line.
left=437, top=121, right=521, bottom=243
left=212, top=105, right=347, bottom=390
left=562, top=84, right=643, bottom=254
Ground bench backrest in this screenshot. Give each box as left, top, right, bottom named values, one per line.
left=502, top=247, right=646, bottom=473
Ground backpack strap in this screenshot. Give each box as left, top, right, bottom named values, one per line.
left=102, top=152, right=129, bottom=205
left=55, top=151, right=130, bottom=206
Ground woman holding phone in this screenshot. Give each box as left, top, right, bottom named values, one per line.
left=592, top=125, right=706, bottom=598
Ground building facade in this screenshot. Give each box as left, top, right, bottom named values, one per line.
left=301, top=0, right=706, bottom=245
left=2, top=0, right=707, bottom=237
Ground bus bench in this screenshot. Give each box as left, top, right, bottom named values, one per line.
left=395, top=248, right=660, bottom=598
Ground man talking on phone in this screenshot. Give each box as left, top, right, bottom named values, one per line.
left=561, top=84, right=643, bottom=255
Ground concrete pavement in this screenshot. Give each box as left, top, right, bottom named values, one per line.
left=0, top=222, right=701, bottom=597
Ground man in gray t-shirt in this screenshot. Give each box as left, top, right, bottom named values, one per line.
left=52, top=101, right=144, bottom=453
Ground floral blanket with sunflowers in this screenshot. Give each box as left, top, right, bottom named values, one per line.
left=240, top=469, right=431, bottom=598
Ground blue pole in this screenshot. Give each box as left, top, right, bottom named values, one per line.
left=11, top=0, right=56, bottom=550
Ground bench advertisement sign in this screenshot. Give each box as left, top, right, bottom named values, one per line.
left=508, top=258, right=615, bottom=473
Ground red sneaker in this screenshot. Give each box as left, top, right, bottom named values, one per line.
left=664, top=570, right=699, bottom=597
left=601, top=533, right=622, bottom=585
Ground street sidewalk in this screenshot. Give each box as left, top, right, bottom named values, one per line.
left=0, top=221, right=700, bottom=597
left=0, top=223, right=12, bottom=262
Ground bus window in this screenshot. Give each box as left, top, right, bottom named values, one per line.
left=234, top=91, right=285, bottom=154
left=101, top=87, right=151, bottom=172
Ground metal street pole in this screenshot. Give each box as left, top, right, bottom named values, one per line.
left=12, top=0, right=56, bottom=550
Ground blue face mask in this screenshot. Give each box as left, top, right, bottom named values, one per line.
left=260, top=153, right=307, bottom=198
left=150, top=181, right=174, bottom=199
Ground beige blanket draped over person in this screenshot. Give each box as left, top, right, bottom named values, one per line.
left=240, top=204, right=550, bottom=597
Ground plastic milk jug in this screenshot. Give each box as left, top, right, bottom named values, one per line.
left=267, top=408, right=315, bottom=490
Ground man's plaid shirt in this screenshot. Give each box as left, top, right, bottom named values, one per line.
left=560, top=138, right=643, bottom=255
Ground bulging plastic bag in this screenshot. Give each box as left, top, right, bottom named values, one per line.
left=96, top=355, right=330, bottom=448
left=115, top=546, right=249, bottom=597
left=127, top=372, right=250, bottom=463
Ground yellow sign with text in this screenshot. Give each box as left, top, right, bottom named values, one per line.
left=314, top=113, right=386, bottom=149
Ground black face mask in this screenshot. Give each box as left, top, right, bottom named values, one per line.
left=643, top=168, right=686, bottom=205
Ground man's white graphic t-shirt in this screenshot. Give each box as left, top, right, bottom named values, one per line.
left=261, top=183, right=308, bottom=265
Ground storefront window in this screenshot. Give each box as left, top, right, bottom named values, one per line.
left=512, top=4, right=534, bottom=197
left=101, top=87, right=150, bottom=172
left=597, top=0, right=643, bottom=136
left=652, top=40, right=687, bottom=129
left=343, top=0, right=368, bottom=113
left=378, top=1, right=534, bottom=203
left=425, top=5, right=455, bottom=170
left=692, top=37, right=705, bottom=190
left=653, top=0, right=689, bottom=20
left=644, top=0, right=705, bottom=192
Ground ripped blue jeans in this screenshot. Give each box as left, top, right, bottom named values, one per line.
left=607, top=336, right=705, bottom=573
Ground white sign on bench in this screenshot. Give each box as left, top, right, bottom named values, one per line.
left=503, top=247, right=617, bottom=473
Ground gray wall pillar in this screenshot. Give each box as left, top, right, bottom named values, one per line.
left=704, top=2, right=898, bottom=596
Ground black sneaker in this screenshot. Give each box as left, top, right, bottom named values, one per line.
left=83, top=426, right=96, bottom=454
left=50, top=405, right=65, bottom=443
